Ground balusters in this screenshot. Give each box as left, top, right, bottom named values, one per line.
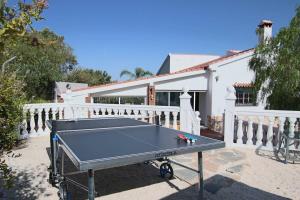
left=58, top=107, right=63, bottom=119
left=246, top=117, right=253, bottom=145
left=148, top=110, right=154, bottom=124
left=288, top=117, right=296, bottom=144
left=256, top=116, right=264, bottom=146
left=140, top=110, right=146, bottom=121
left=164, top=111, right=170, bottom=128
left=133, top=110, right=139, bottom=120
left=29, top=108, right=37, bottom=136
left=119, top=109, right=124, bottom=116
left=22, top=108, right=29, bottom=136
left=277, top=116, right=285, bottom=148
left=51, top=107, right=57, bottom=120
left=172, top=112, right=178, bottom=130
left=36, top=108, right=44, bottom=134
left=236, top=116, right=243, bottom=144
left=107, top=108, right=112, bottom=116
left=44, top=107, right=50, bottom=134
left=89, top=107, right=94, bottom=118
left=96, top=108, right=100, bottom=116
left=100, top=108, right=106, bottom=116
left=266, top=117, right=274, bottom=148
left=156, top=111, right=162, bottom=125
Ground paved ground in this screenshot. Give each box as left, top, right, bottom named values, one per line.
left=1, top=136, right=300, bottom=200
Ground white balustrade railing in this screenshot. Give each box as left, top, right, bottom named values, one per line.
left=21, top=89, right=201, bottom=138
left=224, top=86, right=300, bottom=151
left=21, top=103, right=184, bottom=137
left=22, top=103, right=68, bottom=137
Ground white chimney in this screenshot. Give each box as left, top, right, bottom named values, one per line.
left=258, top=20, right=273, bottom=44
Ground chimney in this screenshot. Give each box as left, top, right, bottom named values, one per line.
left=258, top=20, right=272, bottom=44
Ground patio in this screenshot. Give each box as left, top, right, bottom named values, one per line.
left=2, top=135, right=299, bottom=200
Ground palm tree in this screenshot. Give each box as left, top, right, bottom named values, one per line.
left=120, top=67, right=153, bottom=80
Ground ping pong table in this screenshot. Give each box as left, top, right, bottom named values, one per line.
left=48, top=117, right=225, bottom=200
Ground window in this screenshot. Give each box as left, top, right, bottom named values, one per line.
left=93, top=96, right=144, bottom=104
left=170, top=92, right=180, bottom=106
left=235, top=88, right=255, bottom=106
left=156, top=92, right=169, bottom=106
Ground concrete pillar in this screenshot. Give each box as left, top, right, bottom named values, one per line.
left=63, top=89, right=74, bottom=119
left=85, top=94, right=92, bottom=103
left=147, top=83, right=156, bottom=105
left=180, top=87, right=192, bottom=133
left=224, top=86, right=236, bottom=147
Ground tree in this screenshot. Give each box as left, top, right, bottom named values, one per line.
left=4, top=28, right=77, bottom=100
left=249, top=6, right=300, bottom=110
left=65, top=67, right=111, bottom=86
left=0, top=0, right=46, bottom=189
left=120, top=67, right=153, bottom=80
left=0, top=0, right=47, bottom=60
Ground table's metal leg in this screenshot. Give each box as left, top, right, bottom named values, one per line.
left=198, top=152, right=204, bottom=200
left=88, top=169, right=95, bottom=200
left=61, top=150, right=65, bottom=175
left=53, top=137, right=58, bottom=176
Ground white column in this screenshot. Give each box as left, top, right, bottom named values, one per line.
left=278, top=117, right=285, bottom=146
left=63, top=88, right=74, bottom=119
left=172, top=111, right=178, bottom=130
left=256, top=116, right=264, bottom=146
left=29, top=108, right=37, bottom=136
left=133, top=109, right=139, bottom=120
left=58, top=107, right=63, bottom=119
left=50, top=107, right=55, bottom=120
left=164, top=111, right=170, bottom=128
left=180, top=88, right=192, bottom=132
left=288, top=117, right=296, bottom=145
left=37, top=108, right=44, bottom=135
left=44, top=107, right=50, bottom=134
left=193, top=111, right=201, bottom=135
left=266, top=117, right=274, bottom=148
left=156, top=111, right=162, bottom=125
left=148, top=110, right=154, bottom=124
left=236, top=117, right=243, bottom=144
left=22, top=108, right=29, bottom=137
left=224, top=86, right=236, bottom=147
left=246, top=117, right=253, bottom=146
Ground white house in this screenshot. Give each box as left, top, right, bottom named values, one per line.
left=61, top=20, right=273, bottom=132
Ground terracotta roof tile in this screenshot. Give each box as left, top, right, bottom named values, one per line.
left=233, top=82, right=253, bottom=88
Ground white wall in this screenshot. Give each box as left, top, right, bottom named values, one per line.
left=209, top=51, right=263, bottom=116
left=169, top=54, right=220, bottom=73
left=155, top=74, right=208, bottom=91
left=93, top=85, right=148, bottom=97
left=157, top=54, right=220, bottom=75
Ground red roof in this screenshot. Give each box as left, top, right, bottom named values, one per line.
left=73, top=48, right=254, bottom=92
left=233, top=82, right=253, bottom=88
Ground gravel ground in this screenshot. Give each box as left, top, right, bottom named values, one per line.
left=1, top=135, right=299, bottom=200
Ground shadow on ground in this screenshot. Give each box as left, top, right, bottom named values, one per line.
left=3, top=163, right=53, bottom=200
left=161, top=175, right=291, bottom=200
left=55, top=154, right=290, bottom=200
left=63, top=160, right=169, bottom=199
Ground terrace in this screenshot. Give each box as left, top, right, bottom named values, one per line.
left=1, top=88, right=299, bottom=199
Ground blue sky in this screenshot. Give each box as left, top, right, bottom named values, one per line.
left=30, top=0, right=300, bottom=79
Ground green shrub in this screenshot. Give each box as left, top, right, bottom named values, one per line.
left=0, top=72, right=25, bottom=188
